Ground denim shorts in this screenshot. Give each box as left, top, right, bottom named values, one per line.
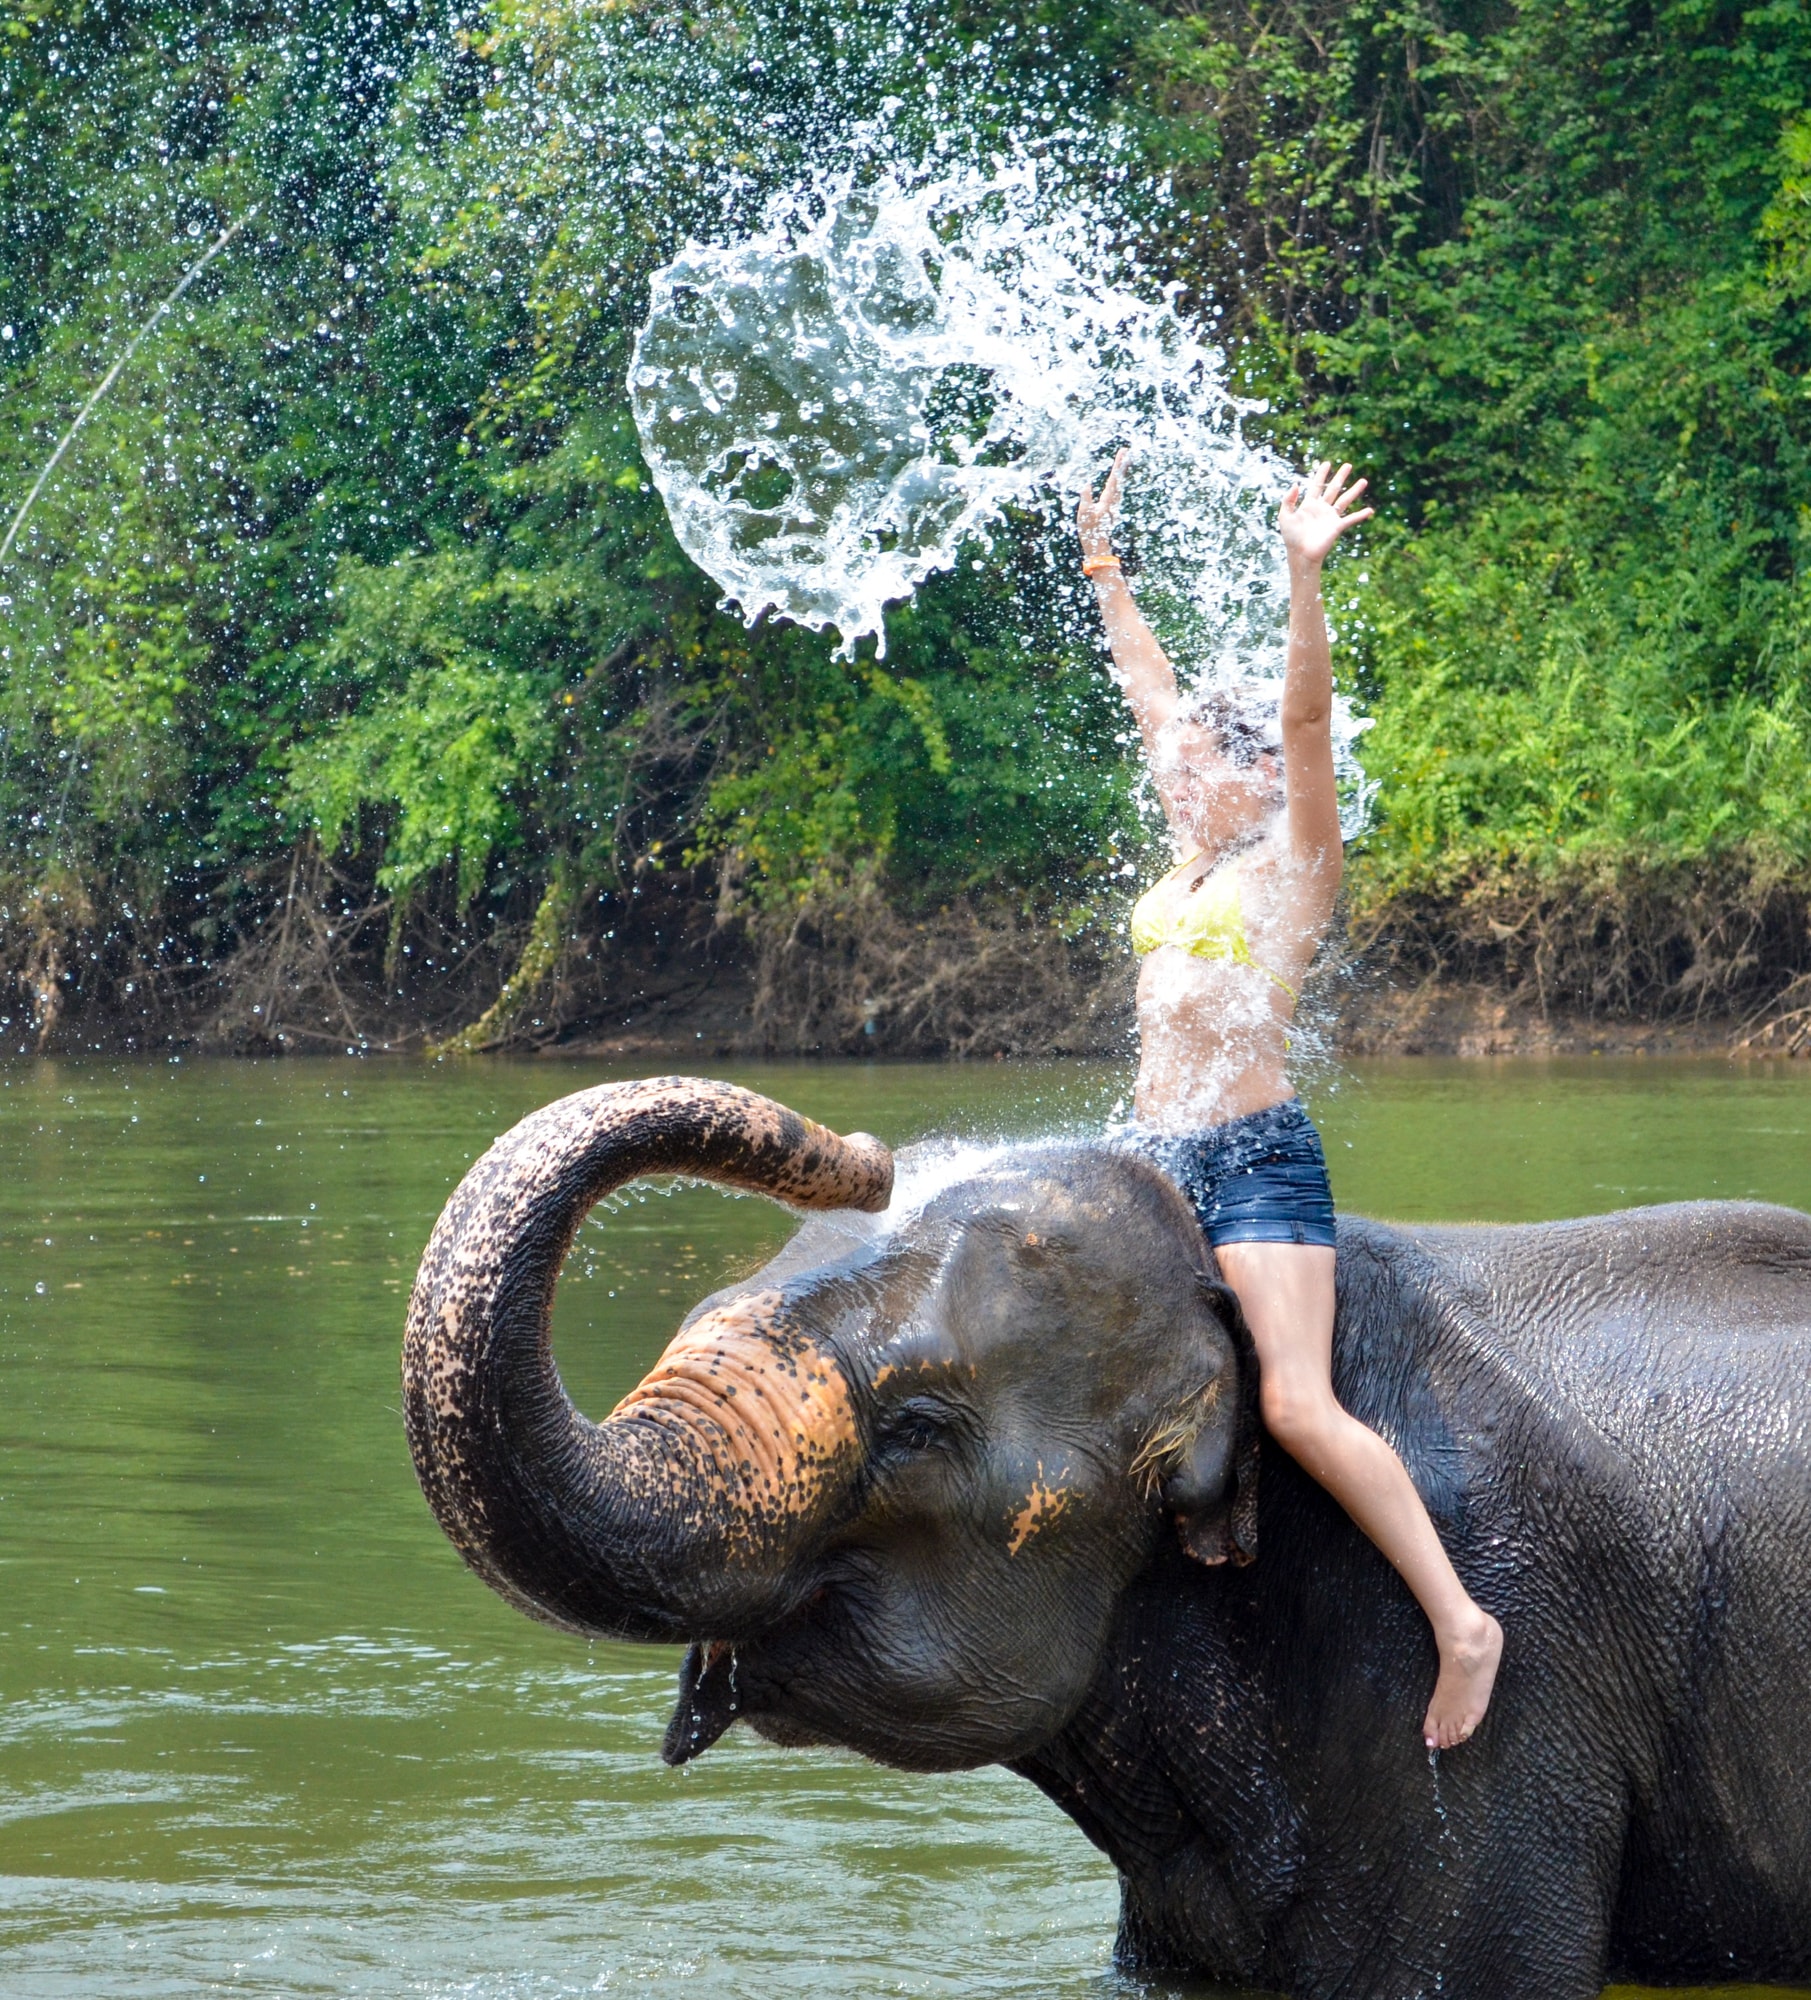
left=1120, top=1097, right=1338, bottom=1250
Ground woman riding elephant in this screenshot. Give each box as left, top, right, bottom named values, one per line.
left=1075, top=453, right=1502, bottom=1748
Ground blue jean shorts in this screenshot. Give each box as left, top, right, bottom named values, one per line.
left=1121, top=1097, right=1338, bottom=1250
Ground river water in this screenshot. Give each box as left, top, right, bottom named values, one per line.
left=2, top=1054, right=1808, bottom=1999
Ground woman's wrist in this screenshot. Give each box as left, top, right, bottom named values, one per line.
left=1082, top=552, right=1122, bottom=579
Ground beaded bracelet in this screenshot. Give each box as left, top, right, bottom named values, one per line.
left=1081, top=556, right=1122, bottom=577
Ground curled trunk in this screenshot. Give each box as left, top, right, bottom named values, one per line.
left=403, top=1076, right=892, bottom=1641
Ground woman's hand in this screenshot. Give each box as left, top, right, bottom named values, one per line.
left=1077, top=447, right=1130, bottom=566
left=1278, top=461, right=1373, bottom=568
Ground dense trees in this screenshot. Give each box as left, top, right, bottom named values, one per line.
left=4, top=0, right=1808, bottom=1047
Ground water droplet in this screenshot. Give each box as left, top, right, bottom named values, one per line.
left=630, top=144, right=1371, bottom=826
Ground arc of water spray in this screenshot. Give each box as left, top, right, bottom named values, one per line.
left=0, top=210, right=256, bottom=567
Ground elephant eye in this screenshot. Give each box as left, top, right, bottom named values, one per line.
left=878, top=1400, right=952, bottom=1458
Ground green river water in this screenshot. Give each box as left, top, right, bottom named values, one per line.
left=3, top=1054, right=1809, bottom=1999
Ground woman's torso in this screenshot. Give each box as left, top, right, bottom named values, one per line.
left=1130, top=826, right=1326, bottom=1131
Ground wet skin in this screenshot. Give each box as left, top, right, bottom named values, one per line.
left=407, top=1081, right=1811, bottom=2000
left=1079, top=454, right=1503, bottom=1751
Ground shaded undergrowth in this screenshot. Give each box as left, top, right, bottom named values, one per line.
left=0, top=850, right=1136, bottom=1059
left=18, top=843, right=1811, bottom=1059
left=1349, top=850, right=1811, bottom=1052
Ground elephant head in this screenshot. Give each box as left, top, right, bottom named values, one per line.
left=404, top=1078, right=1255, bottom=1774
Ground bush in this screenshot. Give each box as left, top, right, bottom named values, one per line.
left=7, top=0, right=1811, bottom=1044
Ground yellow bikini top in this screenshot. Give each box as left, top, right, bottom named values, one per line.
left=1129, top=850, right=1298, bottom=1000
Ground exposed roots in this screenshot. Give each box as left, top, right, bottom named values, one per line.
left=17, top=840, right=1811, bottom=1060
left=202, top=844, right=397, bottom=1050
left=1349, top=853, right=1811, bottom=1033
left=16, top=869, right=95, bottom=1051
left=1734, top=974, right=1811, bottom=1056
left=0, top=863, right=169, bottom=1054
left=427, top=876, right=571, bottom=1055
left=744, top=875, right=1134, bottom=1058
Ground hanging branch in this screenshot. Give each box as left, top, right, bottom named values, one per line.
left=0, top=210, right=256, bottom=566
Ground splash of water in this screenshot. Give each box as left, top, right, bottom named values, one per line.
left=630, top=144, right=1371, bottom=826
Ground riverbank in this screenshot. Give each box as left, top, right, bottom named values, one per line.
left=12, top=869, right=1811, bottom=1063
left=557, top=968, right=1777, bottom=1062
left=1330, top=981, right=1781, bottom=1060
left=10, top=945, right=1790, bottom=1065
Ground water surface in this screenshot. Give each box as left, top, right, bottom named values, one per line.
left=3, top=1055, right=1808, bottom=1998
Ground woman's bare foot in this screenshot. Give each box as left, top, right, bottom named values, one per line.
left=1423, top=1608, right=1503, bottom=1750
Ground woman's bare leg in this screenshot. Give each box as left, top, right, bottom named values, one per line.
left=1214, top=1240, right=1504, bottom=1749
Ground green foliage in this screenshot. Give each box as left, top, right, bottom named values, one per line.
left=6, top=0, right=1811, bottom=1027
left=1109, top=0, right=1811, bottom=913
left=285, top=556, right=559, bottom=905
left=1354, top=515, right=1811, bottom=888
left=1763, top=109, right=1811, bottom=295
left=2, top=0, right=1139, bottom=999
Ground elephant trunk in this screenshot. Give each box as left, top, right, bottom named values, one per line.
left=402, top=1077, right=893, bottom=1642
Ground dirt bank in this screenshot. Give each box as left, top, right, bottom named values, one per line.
left=1330, top=980, right=1774, bottom=1060
left=9, top=871, right=1805, bottom=1063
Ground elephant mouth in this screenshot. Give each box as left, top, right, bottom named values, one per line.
left=660, top=1573, right=857, bottom=1765
left=661, top=1633, right=822, bottom=1765
left=662, top=1638, right=744, bottom=1765
left=659, top=1573, right=1050, bottom=1775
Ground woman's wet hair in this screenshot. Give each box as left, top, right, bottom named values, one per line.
left=1183, top=683, right=1283, bottom=769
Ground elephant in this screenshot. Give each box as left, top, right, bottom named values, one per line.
left=403, top=1076, right=1811, bottom=2000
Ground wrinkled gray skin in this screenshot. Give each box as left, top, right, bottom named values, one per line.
left=405, top=1083, right=1811, bottom=2000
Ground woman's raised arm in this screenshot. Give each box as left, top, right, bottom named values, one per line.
left=1276, top=461, right=1371, bottom=883
left=1076, top=449, right=1182, bottom=753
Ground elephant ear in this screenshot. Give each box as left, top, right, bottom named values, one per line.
left=1162, top=1276, right=1261, bottom=1568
